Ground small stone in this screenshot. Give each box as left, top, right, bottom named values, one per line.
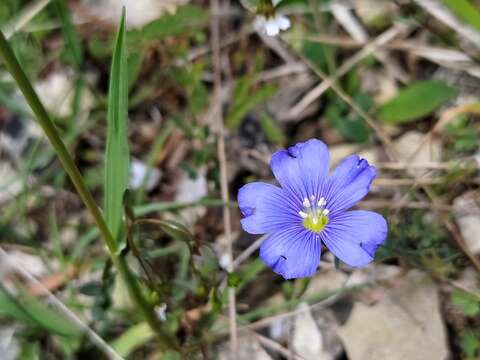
left=173, top=167, right=208, bottom=226
left=304, top=268, right=348, bottom=297
left=34, top=70, right=94, bottom=121
left=129, top=158, right=161, bottom=191
left=80, top=0, right=190, bottom=28
left=217, top=333, right=272, bottom=360
left=337, top=270, right=449, bottom=360
left=329, top=145, right=381, bottom=168
left=0, top=327, right=18, bottom=360
left=2, top=251, right=48, bottom=278
left=329, top=144, right=360, bottom=167
left=293, top=303, right=334, bottom=360
left=453, top=192, right=480, bottom=255
left=393, top=130, right=442, bottom=177
left=0, top=162, right=23, bottom=204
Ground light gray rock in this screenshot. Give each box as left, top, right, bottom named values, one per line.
left=173, top=167, right=208, bottom=226
left=218, top=333, right=272, bottom=360
left=337, top=270, right=449, bottom=360
left=129, top=158, right=161, bottom=191
left=453, top=192, right=480, bottom=255
left=393, top=130, right=442, bottom=177
left=80, top=0, right=190, bottom=28
left=0, top=327, right=19, bottom=360
left=293, top=303, right=334, bottom=360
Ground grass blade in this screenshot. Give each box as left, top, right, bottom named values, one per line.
left=105, top=8, right=129, bottom=251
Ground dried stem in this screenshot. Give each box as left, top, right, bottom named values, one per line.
left=209, top=0, right=237, bottom=357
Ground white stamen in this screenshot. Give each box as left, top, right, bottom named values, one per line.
left=298, top=211, right=308, bottom=218
left=322, top=209, right=330, bottom=216
left=317, top=197, right=326, bottom=207
left=310, top=194, right=315, bottom=201
left=312, top=217, right=318, bottom=224
left=303, top=198, right=311, bottom=208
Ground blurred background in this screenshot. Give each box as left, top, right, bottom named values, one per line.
left=0, top=0, right=479, bottom=359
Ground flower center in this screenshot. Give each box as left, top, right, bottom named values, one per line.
left=298, top=195, right=329, bottom=233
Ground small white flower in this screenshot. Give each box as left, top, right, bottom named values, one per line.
left=255, top=14, right=291, bottom=37
left=155, top=303, right=167, bottom=322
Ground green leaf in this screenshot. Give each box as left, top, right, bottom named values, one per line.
left=129, top=5, right=209, bottom=42
left=105, top=8, right=130, bottom=251
left=127, top=51, right=144, bottom=91
left=460, top=330, right=480, bottom=358
left=112, top=322, right=155, bottom=357
left=259, top=113, right=284, bottom=144
left=0, top=286, right=81, bottom=337
left=226, top=80, right=277, bottom=129
left=377, top=81, right=456, bottom=124
left=452, top=290, right=480, bottom=316
left=227, top=272, right=242, bottom=288
left=443, top=0, right=480, bottom=31
left=302, top=41, right=335, bottom=74
left=55, top=0, right=83, bottom=69
left=19, top=341, right=40, bottom=360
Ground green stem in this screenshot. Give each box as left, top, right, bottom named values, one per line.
left=0, top=30, right=177, bottom=350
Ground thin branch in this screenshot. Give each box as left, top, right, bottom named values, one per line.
left=233, top=234, right=269, bottom=269
left=254, top=332, right=306, bottom=360
left=413, top=0, right=480, bottom=49
left=287, top=34, right=480, bottom=78
left=357, top=200, right=451, bottom=211
left=210, top=0, right=237, bottom=358
left=284, top=23, right=410, bottom=120
left=330, top=2, right=409, bottom=83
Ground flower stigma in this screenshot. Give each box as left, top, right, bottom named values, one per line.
left=299, top=195, right=329, bottom=233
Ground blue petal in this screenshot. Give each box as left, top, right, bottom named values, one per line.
left=260, top=227, right=321, bottom=279
left=324, top=155, right=376, bottom=213
left=270, top=139, right=329, bottom=203
left=321, top=210, right=387, bottom=267
left=238, top=182, right=300, bottom=234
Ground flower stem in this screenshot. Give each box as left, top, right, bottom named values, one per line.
left=0, top=30, right=177, bottom=351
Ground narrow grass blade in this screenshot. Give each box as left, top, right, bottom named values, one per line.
left=55, top=0, right=83, bottom=69
left=105, top=8, right=129, bottom=251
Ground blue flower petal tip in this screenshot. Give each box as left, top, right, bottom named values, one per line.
left=237, top=138, right=388, bottom=279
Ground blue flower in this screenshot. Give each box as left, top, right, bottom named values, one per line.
left=237, top=139, right=387, bottom=279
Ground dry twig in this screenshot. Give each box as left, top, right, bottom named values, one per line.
left=284, top=23, right=410, bottom=120
left=210, top=0, right=237, bottom=357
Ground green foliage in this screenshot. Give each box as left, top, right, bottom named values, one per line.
left=172, top=65, right=209, bottom=115
left=444, top=116, right=480, bottom=154
left=112, top=322, right=155, bottom=357
left=377, top=81, right=456, bottom=123
left=55, top=0, right=83, bottom=69
left=325, top=92, right=371, bottom=143
left=259, top=113, right=284, bottom=144
left=129, top=5, right=209, bottom=43
left=227, top=272, right=242, bottom=288
left=452, top=290, right=480, bottom=316
left=461, top=330, right=480, bottom=359
left=0, top=285, right=81, bottom=337
left=443, top=0, right=480, bottom=31
left=302, top=40, right=335, bottom=74
left=377, top=210, right=460, bottom=274
left=19, top=342, right=40, bottom=360
left=226, top=77, right=277, bottom=129
left=127, top=51, right=145, bottom=91
left=104, top=9, right=130, bottom=250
